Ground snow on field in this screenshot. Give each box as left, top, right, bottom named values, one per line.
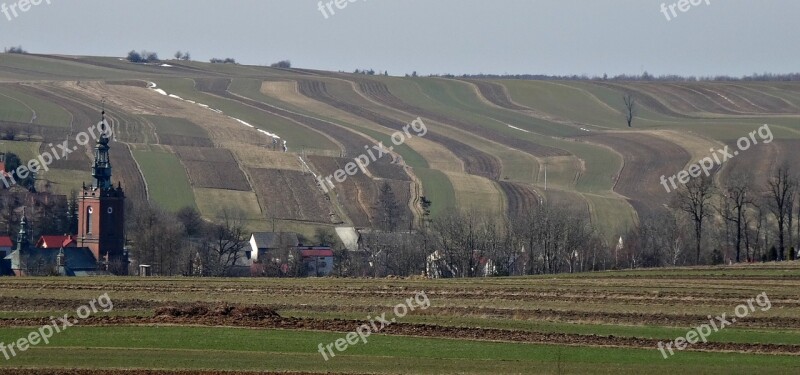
left=146, top=82, right=286, bottom=147
left=507, top=124, right=530, bottom=133
left=160, top=64, right=173, bottom=68
left=234, top=118, right=255, bottom=128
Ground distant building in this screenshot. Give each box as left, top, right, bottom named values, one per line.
left=247, top=232, right=335, bottom=277
left=0, top=236, right=12, bottom=259
left=298, top=246, right=334, bottom=277
left=248, top=232, right=299, bottom=263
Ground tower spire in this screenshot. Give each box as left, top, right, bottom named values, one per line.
left=91, top=106, right=113, bottom=190
left=15, top=207, right=30, bottom=252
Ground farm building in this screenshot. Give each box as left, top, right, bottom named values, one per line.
left=297, top=246, right=334, bottom=277
left=248, top=232, right=300, bottom=263
left=247, top=232, right=337, bottom=277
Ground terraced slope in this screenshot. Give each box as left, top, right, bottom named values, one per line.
left=0, top=54, right=798, bottom=240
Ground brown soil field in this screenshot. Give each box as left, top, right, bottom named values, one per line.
left=174, top=146, right=238, bottom=163
left=362, top=161, right=411, bottom=182
left=247, top=167, right=334, bottom=223
left=498, top=181, right=540, bottom=218
left=719, top=139, right=799, bottom=191
left=579, top=132, right=690, bottom=219
left=182, top=160, right=251, bottom=191
left=309, top=156, right=413, bottom=228
left=157, top=134, right=214, bottom=147
left=464, top=80, right=530, bottom=111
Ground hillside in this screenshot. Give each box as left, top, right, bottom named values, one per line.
left=1, top=54, right=799, bottom=240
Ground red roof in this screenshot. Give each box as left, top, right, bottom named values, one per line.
left=36, top=235, right=77, bottom=249
left=0, top=236, right=12, bottom=248
left=300, top=249, right=334, bottom=257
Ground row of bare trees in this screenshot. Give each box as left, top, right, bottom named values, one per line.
left=622, top=164, right=800, bottom=269
left=126, top=202, right=252, bottom=277
left=351, top=165, right=800, bottom=278
left=352, top=204, right=605, bottom=278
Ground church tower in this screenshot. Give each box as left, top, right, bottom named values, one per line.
left=77, top=111, right=126, bottom=272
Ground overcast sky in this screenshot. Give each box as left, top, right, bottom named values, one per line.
left=1, top=0, right=797, bottom=77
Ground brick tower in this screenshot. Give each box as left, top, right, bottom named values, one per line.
left=77, top=111, right=126, bottom=272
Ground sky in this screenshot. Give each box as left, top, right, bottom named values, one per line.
left=0, top=0, right=797, bottom=77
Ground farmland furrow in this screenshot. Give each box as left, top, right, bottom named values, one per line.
left=353, top=78, right=570, bottom=157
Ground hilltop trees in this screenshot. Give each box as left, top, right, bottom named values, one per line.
left=3, top=46, right=26, bottom=54
left=127, top=50, right=159, bottom=63
left=270, top=60, right=291, bottom=68
left=174, top=51, right=191, bottom=61
left=210, top=57, right=237, bottom=64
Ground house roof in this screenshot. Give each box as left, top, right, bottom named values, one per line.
left=36, top=235, right=77, bottom=249
left=299, top=247, right=334, bottom=257
left=251, top=232, right=299, bottom=249
left=5, top=247, right=98, bottom=274
left=0, top=236, right=12, bottom=248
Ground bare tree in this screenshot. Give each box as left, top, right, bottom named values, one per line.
left=767, top=164, right=796, bottom=261
left=205, top=208, right=249, bottom=276
left=376, top=182, right=401, bottom=232
left=718, top=172, right=753, bottom=262
left=675, top=176, right=715, bottom=264
left=623, top=94, right=636, bottom=127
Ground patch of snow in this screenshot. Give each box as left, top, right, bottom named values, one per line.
left=507, top=125, right=530, bottom=133
left=160, top=64, right=173, bottom=68
left=146, top=82, right=286, bottom=148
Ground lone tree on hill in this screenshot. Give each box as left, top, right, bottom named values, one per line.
left=623, top=94, right=636, bottom=127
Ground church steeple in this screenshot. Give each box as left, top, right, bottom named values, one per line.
left=91, top=109, right=113, bottom=190
left=15, top=208, right=30, bottom=252
left=77, top=107, right=127, bottom=274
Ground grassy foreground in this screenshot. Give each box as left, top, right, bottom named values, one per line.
left=0, top=327, right=797, bottom=374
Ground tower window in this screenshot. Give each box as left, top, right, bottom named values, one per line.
left=86, top=207, right=93, bottom=235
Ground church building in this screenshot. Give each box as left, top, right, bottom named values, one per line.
left=2, top=111, right=128, bottom=276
